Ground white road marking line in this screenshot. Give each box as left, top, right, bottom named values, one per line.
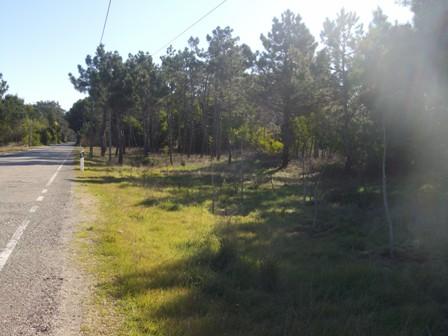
left=0, top=149, right=72, bottom=273
left=46, top=171, right=58, bottom=187
left=45, top=157, right=68, bottom=187
left=0, top=220, right=30, bottom=272
left=36, top=196, right=44, bottom=202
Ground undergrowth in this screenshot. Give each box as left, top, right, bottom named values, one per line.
left=76, top=149, right=448, bottom=336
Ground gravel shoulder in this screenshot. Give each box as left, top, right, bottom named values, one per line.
left=51, top=173, right=122, bottom=336
left=50, top=186, right=92, bottom=336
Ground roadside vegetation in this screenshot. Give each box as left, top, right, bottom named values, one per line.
left=0, top=144, right=33, bottom=154
left=76, top=149, right=448, bottom=336
left=0, top=0, right=447, bottom=334
left=0, top=73, right=73, bottom=147
left=64, top=1, right=448, bottom=335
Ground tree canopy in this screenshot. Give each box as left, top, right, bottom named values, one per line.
left=66, top=3, right=445, bottom=179
left=0, top=74, right=71, bottom=146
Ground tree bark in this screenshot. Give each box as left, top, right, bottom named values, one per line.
left=189, top=121, right=194, bottom=158
left=382, top=116, right=394, bottom=257
left=108, top=109, right=112, bottom=162
left=313, top=138, right=319, bottom=159
left=168, top=107, right=174, bottom=166
left=281, top=107, right=291, bottom=168
left=89, top=137, right=93, bottom=159
left=200, top=100, right=208, bottom=157
left=100, top=106, right=107, bottom=157
left=212, top=93, right=219, bottom=159
left=302, top=144, right=307, bottom=203
left=143, top=108, right=149, bottom=156
left=216, top=112, right=222, bottom=161
left=118, top=123, right=124, bottom=165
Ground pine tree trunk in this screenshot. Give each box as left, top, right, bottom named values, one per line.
left=123, top=130, right=126, bottom=155
left=100, top=107, right=107, bottom=157
left=216, top=116, right=222, bottom=161
left=151, top=108, right=159, bottom=152
left=382, top=116, right=394, bottom=257
left=201, top=100, right=208, bottom=157
left=128, top=123, right=132, bottom=148
left=143, top=109, right=149, bottom=156
left=281, top=107, right=291, bottom=168
left=118, top=121, right=124, bottom=165
left=89, top=141, right=93, bottom=159
left=89, top=130, right=94, bottom=158
left=302, top=145, right=307, bottom=203
left=313, top=138, right=319, bottom=159
left=108, top=109, right=112, bottom=162
left=168, top=109, right=174, bottom=166
left=188, top=116, right=194, bottom=158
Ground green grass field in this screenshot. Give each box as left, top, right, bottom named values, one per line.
left=76, top=150, right=448, bottom=336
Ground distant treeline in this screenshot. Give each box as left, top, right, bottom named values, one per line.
left=0, top=76, right=72, bottom=146
left=66, top=1, right=446, bottom=173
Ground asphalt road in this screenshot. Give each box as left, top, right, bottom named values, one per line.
left=0, top=145, right=75, bottom=335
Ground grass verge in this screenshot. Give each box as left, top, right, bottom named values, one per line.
left=75, top=149, right=448, bottom=336
left=0, top=144, right=33, bottom=154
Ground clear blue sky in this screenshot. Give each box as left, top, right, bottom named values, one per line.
left=0, top=0, right=412, bottom=110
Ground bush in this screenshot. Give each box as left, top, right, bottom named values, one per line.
left=40, top=129, right=51, bottom=145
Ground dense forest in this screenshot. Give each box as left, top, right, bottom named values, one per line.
left=0, top=73, right=72, bottom=146
left=68, top=0, right=444, bottom=257
left=67, top=1, right=445, bottom=174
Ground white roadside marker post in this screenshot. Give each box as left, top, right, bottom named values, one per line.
left=80, top=149, right=85, bottom=172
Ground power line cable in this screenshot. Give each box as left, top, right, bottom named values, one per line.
left=152, top=0, right=228, bottom=56
left=99, top=0, right=112, bottom=45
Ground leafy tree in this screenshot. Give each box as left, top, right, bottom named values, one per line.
left=321, top=9, right=364, bottom=172
left=0, top=95, right=26, bottom=144
left=33, top=101, right=69, bottom=144
left=66, top=98, right=96, bottom=148
left=70, top=45, right=113, bottom=157
left=0, top=73, right=8, bottom=98
left=206, top=26, right=253, bottom=162
left=259, top=10, right=317, bottom=167
left=126, top=52, right=157, bottom=156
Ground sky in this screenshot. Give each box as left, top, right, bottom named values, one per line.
left=0, top=0, right=413, bottom=111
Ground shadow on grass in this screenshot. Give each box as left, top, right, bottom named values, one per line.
left=98, top=216, right=448, bottom=336
left=76, top=157, right=448, bottom=335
